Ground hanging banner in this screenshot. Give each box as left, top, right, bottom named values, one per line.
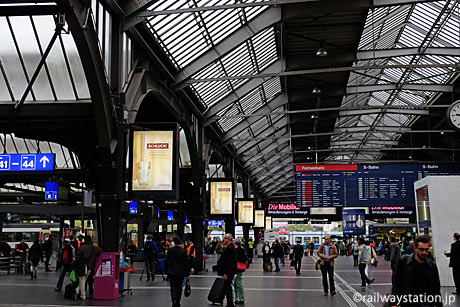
left=342, top=208, right=366, bottom=235
left=210, top=180, right=233, bottom=215
left=132, top=130, right=174, bottom=191
left=254, top=210, right=265, bottom=228
left=237, top=199, right=254, bottom=224
left=265, top=216, right=272, bottom=229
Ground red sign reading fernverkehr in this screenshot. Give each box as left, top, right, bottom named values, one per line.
left=295, top=164, right=358, bottom=172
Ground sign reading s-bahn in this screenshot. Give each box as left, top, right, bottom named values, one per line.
left=266, top=202, right=309, bottom=217
left=296, top=163, right=460, bottom=207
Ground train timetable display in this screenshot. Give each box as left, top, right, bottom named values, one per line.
left=296, top=163, right=460, bottom=207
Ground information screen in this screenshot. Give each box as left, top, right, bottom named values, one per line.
left=296, top=163, right=460, bottom=207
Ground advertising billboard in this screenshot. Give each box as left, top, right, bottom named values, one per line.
left=210, top=180, right=233, bottom=215
left=254, top=210, right=265, bottom=228
left=237, top=199, right=254, bottom=224
left=342, top=208, right=366, bottom=235
left=129, top=124, right=179, bottom=199
left=266, top=202, right=309, bottom=217
left=132, top=130, right=174, bottom=191
left=265, top=216, right=272, bottom=229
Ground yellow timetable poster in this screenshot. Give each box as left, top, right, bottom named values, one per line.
left=132, top=130, right=173, bottom=191
left=254, top=210, right=265, bottom=227
left=238, top=200, right=254, bottom=224
left=210, top=181, right=233, bottom=215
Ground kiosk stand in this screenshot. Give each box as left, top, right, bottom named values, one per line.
left=94, top=252, right=120, bottom=300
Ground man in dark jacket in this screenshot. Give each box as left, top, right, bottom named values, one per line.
left=42, top=234, right=54, bottom=272
left=75, top=235, right=102, bottom=300
left=389, top=235, right=400, bottom=283
left=15, top=238, right=29, bottom=274
left=166, top=236, right=190, bottom=307
left=217, top=233, right=236, bottom=307
left=392, top=235, right=441, bottom=307
left=272, top=240, right=284, bottom=272
left=55, top=238, right=75, bottom=291
left=143, top=235, right=159, bottom=282
left=293, top=239, right=304, bottom=275
left=444, top=232, right=460, bottom=294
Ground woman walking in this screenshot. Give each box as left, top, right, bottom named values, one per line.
left=28, top=239, right=42, bottom=279
left=234, top=239, right=247, bottom=304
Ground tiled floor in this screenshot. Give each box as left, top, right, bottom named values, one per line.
left=0, top=254, right=458, bottom=307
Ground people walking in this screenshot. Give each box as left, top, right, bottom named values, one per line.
left=217, top=233, right=237, bottom=307
left=292, top=239, right=304, bottom=275
left=166, top=236, right=190, bottom=307
left=234, top=239, right=247, bottom=305
left=262, top=241, right=271, bottom=271
left=28, top=239, right=41, bottom=279
left=55, top=238, right=75, bottom=291
left=391, top=235, right=441, bottom=307
left=389, top=235, right=400, bottom=283
left=42, top=234, right=53, bottom=272
left=185, top=238, right=196, bottom=274
left=352, top=241, right=359, bottom=266
left=247, top=238, right=254, bottom=264
left=15, top=238, right=29, bottom=274
left=358, top=238, right=370, bottom=287
left=126, top=240, right=138, bottom=267
left=317, top=236, right=337, bottom=296
left=366, top=240, right=377, bottom=283
left=444, top=232, right=460, bottom=294
left=143, top=235, right=159, bottom=282
left=75, top=235, right=102, bottom=300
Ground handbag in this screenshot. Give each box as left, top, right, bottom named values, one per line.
left=69, top=270, right=77, bottom=282
left=184, top=279, right=191, bottom=297
left=315, top=259, right=321, bottom=271
left=237, top=261, right=247, bottom=272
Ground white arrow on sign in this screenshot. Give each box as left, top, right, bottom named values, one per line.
left=40, top=156, right=50, bottom=168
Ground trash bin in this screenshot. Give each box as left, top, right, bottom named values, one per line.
left=119, top=265, right=134, bottom=296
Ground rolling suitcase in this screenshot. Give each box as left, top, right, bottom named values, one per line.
left=64, top=282, right=78, bottom=300
left=207, top=278, right=225, bottom=305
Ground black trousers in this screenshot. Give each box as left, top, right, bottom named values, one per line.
left=45, top=253, right=51, bottom=271
left=320, top=262, right=335, bottom=293
left=86, top=270, right=95, bottom=296
left=224, top=278, right=233, bottom=306
left=353, top=255, right=358, bottom=266
left=453, top=266, right=460, bottom=292
left=359, top=263, right=370, bottom=286
left=145, top=259, right=155, bottom=280
left=294, top=259, right=302, bottom=274
left=169, top=276, right=184, bottom=307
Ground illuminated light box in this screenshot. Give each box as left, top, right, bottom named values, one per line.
left=209, top=179, right=234, bottom=216
left=254, top=210, right=265, bottom=228
left=237, top=199, right=254, bottom=225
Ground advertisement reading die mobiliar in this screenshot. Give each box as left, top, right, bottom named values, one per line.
left=210, top=181, right=233, bottom=215
left=267, top=203, right=309, bottom=217
left=132, top=130, right=174, bottom=191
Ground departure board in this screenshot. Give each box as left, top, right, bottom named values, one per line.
left=296, top=163, right=460, bottom=207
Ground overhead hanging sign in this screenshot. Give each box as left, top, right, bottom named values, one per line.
left=209, top=180, right=233, bottom=215
left=342, top=208, right=366, bottom=235
left=132, top=130, right=174, bottom=191
left=254, top=210, right=265, bottom=228
left=237, top=199, right=254, bottom=224
left=0, top=153, right=54, bottom=171
left=267, top=202, right=309, bottom=217
left=44, top=182, right=58, bottom=200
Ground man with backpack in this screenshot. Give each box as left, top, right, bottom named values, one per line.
left=143, top=235, right=158, bottom=282
left=185, top=238, right=196, bottom=274
left=292, top=239, right=304, bottom=275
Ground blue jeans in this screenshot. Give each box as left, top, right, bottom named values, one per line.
left=274, top=257, right=281, bottom=271
left=56, top=263, right=72, bottom=289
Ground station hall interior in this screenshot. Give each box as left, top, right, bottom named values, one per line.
left=2, top=0, right=460, bottom=306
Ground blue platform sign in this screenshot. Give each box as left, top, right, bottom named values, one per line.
left=167, top=211, right=174, bottom=221
left=129, top=201, right=138, bottom=214
left=342, top=208, right=366, bottom=235
left=0, top=153, right=54, bottom=171
left=45, top=182, right=58, bottom=201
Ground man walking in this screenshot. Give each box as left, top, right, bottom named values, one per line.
left=143, top=235, right=158, bottom=282
left=444, top=232, right=460, bottom=294
left=15, top=238, right=29, bottom=274
left=272, top=240, right=283, bottom=272
left=54, top=238, right=75, bottom=292
left=389, top=235, right=400, bottom=283
left=317, top=236, right=337, bottom=296
left=217, top=233, right=236, bottom=307
left=392, top=235, right=441, bottom=307
left=293, top=239, right=304, bottom=275
left=358, top=238, right=370, bottom=287
left=75, top=236, right=102, bottom=300
left=167, top=236, right=190, bottom=307
left=42, top=234, right=54, bottom=272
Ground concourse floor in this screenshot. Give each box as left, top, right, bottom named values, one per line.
left=0, top=254, right=458, bottom=307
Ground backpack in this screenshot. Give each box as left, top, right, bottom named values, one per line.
left=144, top=241, right=158, bottom=258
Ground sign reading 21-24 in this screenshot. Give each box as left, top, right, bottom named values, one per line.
left=0, top=153, right=55, bottom=171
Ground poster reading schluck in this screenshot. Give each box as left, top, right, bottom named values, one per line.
left=210, top=181, right=233, bottom=215
left=132, top=131, right=173, bottom=191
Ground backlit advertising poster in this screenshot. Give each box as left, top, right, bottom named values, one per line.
left=254, top=210, right=265, bottom=227
left=237, top=199, right=254, bottom=224
left=342, top=208, right=366, bottom=235
left=210, top=180, right=233, bottom=215
left=132, top=130, right=173, bottom=191
left=265, top=216, right=272, bottom=229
